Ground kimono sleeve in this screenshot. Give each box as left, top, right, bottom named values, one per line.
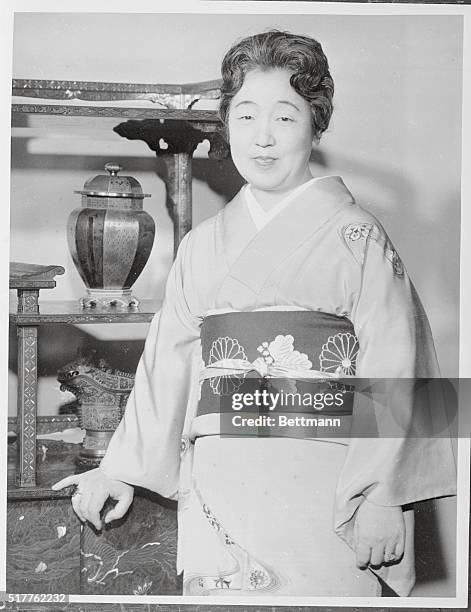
left=99, top=231, right=201, bottom=499
left=334, top=223, right=456, bottom=536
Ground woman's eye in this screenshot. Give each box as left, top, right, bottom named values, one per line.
left=277, top=116, right=294, bottom=122
left=238, top=115, right=254, bottom=121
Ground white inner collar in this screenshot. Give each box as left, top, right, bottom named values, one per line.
left=244, top=176, right=329, bottom=231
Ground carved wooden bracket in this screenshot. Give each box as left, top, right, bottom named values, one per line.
left=113, top=119, right=230, bottom=160
left=114, top=118, right=231, bottom=255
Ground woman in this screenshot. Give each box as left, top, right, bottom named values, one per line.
left=54, top=30, right=456, bottom=597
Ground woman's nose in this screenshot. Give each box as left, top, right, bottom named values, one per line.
left=255, top=119, right=275, bottom=147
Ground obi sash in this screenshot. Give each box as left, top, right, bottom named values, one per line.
left=193, top=310, right=359, bottom=440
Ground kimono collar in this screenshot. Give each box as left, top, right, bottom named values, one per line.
left=217, top=175, right=355, bottom=300
left=244, top=176, right=323, bottom=232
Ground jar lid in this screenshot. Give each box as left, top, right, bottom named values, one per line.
left=74, top=163, right=151, bottom=198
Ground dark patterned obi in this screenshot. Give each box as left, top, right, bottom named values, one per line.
left=194, top=310, right=359, bottom=440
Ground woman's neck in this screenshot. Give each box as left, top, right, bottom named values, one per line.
left=250, top=172, right=315, bottom=212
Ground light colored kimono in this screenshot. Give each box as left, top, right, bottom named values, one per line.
left=100, top=176, right=456, bottom=597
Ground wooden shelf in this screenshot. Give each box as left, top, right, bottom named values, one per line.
left=12, top=103, right=221, bottom=127
left=10, top=298, right=160, bottom=325
left=7, top=440, right=79, bottom=501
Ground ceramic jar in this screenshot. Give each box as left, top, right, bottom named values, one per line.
left=68, top=163, right=155, bottom=308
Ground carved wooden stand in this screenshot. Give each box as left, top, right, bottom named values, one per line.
left=10, top=264, right=65, bottom=487
left=11, top=82, right=230, bottom=487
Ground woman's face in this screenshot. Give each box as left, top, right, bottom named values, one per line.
left=227, top=68, right=314, bottom=194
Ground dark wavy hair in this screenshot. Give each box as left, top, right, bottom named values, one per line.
left=219, top=30, right=334, bottom=142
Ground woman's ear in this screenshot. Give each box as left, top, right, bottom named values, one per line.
left=311, top=123, right=320, bottom=146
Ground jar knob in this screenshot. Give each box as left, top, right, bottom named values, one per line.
left=105, top=162, right=123, bottom=176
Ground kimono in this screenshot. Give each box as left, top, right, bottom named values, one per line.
left=100, top=176, right=456, bottom=597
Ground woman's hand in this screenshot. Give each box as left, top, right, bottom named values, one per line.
left=52, top=468, right=134, bottom=530
left=353, top=498, right=405, bottom=569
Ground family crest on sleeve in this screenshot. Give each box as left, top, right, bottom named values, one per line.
left=339, top=208, right=404, bottom=278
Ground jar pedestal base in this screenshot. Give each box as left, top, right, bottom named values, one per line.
left=76, top=430, right=111, bottom=469
left=79, top=289, right=139, bottom=309
left=75, top=454, right=103, bottom=470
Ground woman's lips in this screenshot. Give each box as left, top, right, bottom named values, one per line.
left=252, top=156, right=277, bottom=168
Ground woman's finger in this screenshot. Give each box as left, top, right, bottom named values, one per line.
left=394, top=528, right=406, bottom=559
left=83, top=491, right=108, bottom=530
left=384, top=535, right=406, bottom=564
left=355, top=542, right=372, bottom=569
left=104, top=495, right=132, bottom=524
left=52, top=474, right=81, bottom=491
left=369, top=543, right=386, bottom=567
left=71, top=491, right=86, bottom=522
left=383, top=538, right=398, bottom=563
